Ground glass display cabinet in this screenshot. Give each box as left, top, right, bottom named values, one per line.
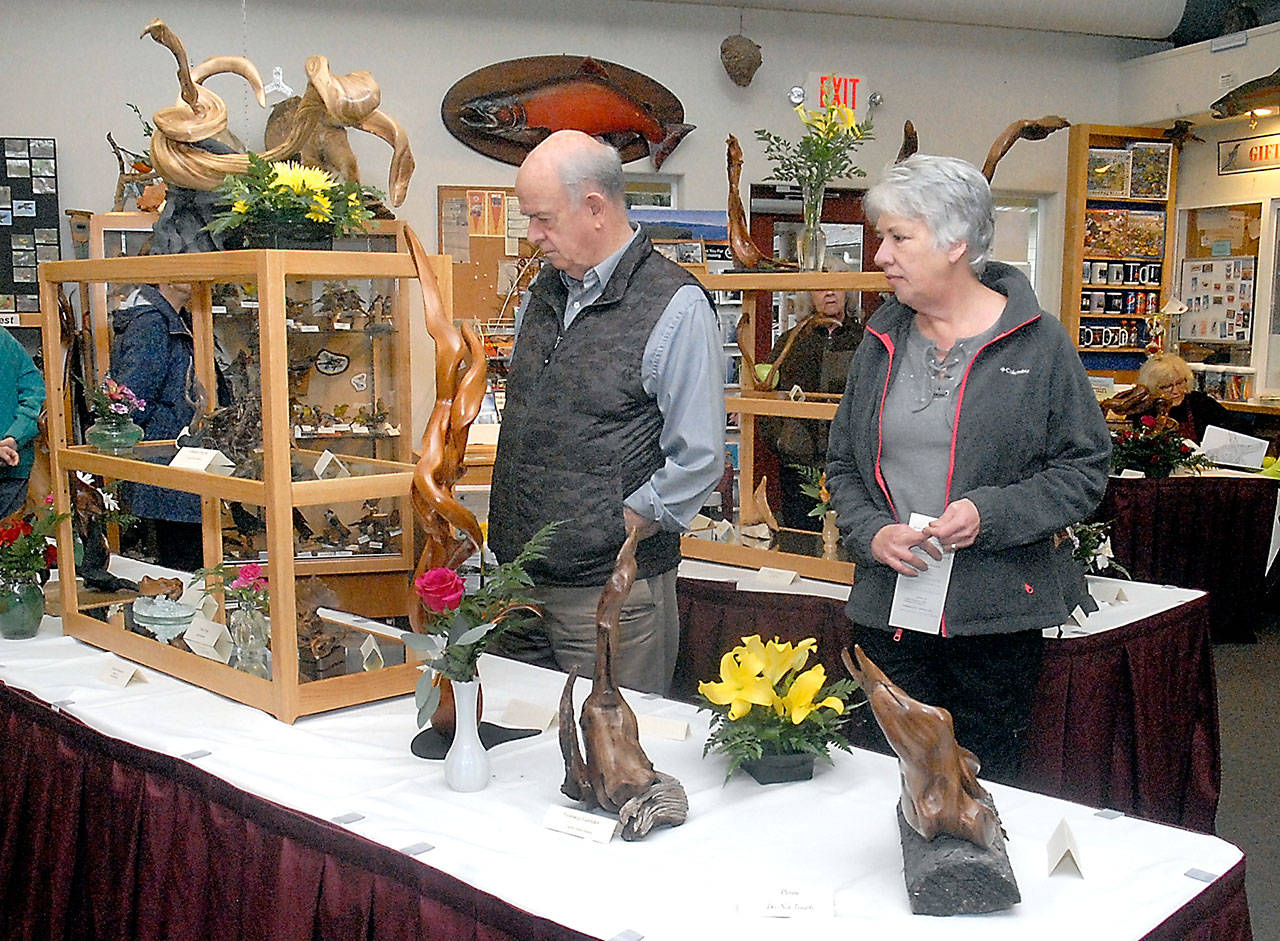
left=37, top=245, right=441, bottom=722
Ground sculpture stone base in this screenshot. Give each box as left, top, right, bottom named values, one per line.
left=897, top=799, right=1020, bottom=916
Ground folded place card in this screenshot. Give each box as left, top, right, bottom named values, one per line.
left=359, top=634, right=384, bottom=671
left=314, top=450, right=351, bottom=480
left=1047, top=818, right=1086, bottom=878
left=183, top=617, right=233, bottom=663
left=99, top=658, right=140, bottom=688
left=169, top=446, right=235, bottom=475
left=543, top=805, right=618, bottom=843
left=500, top=698, right=557, bottom=731
left=736, top=566, right=797, bottom=592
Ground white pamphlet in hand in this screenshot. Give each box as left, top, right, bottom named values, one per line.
left=887, top=513, right=955, bottom=635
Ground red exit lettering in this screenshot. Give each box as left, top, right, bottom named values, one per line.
left=818, top=74, right=860, bottom=109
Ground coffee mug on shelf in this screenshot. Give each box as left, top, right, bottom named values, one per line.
left=1108, top=263, right=1125, bottom=284
left=1090, top=292, right=1105, bottom=312
left=1079, top=326, right=1095, bottom=347
left=1091, top=262, right=1109, bottom=285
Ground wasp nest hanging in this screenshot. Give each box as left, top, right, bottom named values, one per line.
left=720, top=34, right=762, bottom=87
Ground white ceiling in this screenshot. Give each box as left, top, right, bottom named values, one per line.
left=633, top=0, right=1188, bottom=39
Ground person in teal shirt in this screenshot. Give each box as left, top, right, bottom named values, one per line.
left=0, top=327, right=46, bottom=519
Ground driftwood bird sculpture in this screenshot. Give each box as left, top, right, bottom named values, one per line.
left=559, top=525, right=688, bottom=840
left=842, top=645, right=1001, bottom=850
left=981, top=115, right=1070, bottom=182
left=896, top=119, right=919, bottom=163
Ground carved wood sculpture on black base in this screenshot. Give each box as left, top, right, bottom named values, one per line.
left=842, top=645, right=1020, bottom=916
left=558, top=526, right=689, bottom=841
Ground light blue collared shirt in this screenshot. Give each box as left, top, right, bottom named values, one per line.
left=513, top=226, right=725, bottom=531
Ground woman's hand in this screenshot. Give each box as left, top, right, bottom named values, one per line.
left=871, top=523, right=942, bottom=576
left=0, top=437, right=18, bottom=467
left=922, top=498, right=980, bottom=552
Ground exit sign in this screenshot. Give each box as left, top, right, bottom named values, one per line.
left=812, top=73, right=861, bottom=110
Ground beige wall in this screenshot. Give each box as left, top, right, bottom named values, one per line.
left=7, top=0, right=1163, bottom=432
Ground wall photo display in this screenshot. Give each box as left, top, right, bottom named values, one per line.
left=1179, top=255, right=1255, bottom=345
left=1, top=136, right=60, bottom=322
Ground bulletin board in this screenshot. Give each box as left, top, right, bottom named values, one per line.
left=1179, top=255, right=1256, bottom=345
left=437, top=184, right=541, bottom=324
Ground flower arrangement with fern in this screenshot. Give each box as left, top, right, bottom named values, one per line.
left=206, top=153, right=379, bottom=239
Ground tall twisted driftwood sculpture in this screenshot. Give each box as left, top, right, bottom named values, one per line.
left=406, top=225, right=487, bottom=625
left=141, top=19, right=414, bottom=205
left=559, top=526, right=688, bottom=841
left=842, top=645, right=1019, bottom=916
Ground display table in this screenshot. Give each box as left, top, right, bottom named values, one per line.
left=676, top=563, right=1220, bottom=833
left=0, top=620, right=1249, bottom=940
left=1094, top=470, right=1280, bottom=643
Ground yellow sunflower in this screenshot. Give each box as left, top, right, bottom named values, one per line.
left=270, top=160, right=336, bottom=195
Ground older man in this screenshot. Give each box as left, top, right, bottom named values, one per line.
left=488, top=130, right=724, bottom=694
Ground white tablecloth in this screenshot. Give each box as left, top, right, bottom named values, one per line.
left=0, top=619, right=1241, bottom=941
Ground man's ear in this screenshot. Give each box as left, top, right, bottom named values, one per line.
left=584, top=191, right=607, bottom=218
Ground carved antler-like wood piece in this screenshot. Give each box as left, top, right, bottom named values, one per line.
left=842, top=645, right=1000, bottom=850
left=558, top=526, right=688, bottom=840
left=141, top=19, right=414, bottom=205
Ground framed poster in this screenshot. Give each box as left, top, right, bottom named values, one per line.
left=1, top=136, right=61, bottom=318
left=1179, top=255, right=1256, bottom=345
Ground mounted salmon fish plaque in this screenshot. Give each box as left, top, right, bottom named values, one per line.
left=442, top=55, right=693, bottom=169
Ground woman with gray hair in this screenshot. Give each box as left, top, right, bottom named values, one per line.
left=825, top=154, right=1111, bottom=783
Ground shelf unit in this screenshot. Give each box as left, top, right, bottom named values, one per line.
left=37, top=247, right=445, bottom=722
left=1060, top=124, right=1180, bottom=381
left=682, top=269, right=889, bottom=583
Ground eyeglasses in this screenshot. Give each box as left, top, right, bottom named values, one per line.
left=1156, top=378, right=1190, bottom=393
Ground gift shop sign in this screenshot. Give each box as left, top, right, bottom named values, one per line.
left=1217, top=132, right=1280, bottom=175
left=806, top=72, right=862, bottom=110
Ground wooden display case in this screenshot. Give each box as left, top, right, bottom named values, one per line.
left=682, top=269, right=889, bottom=583
left=1060, top=124, right=1180, bottom=382
left=37, top=247, right=443, bottom=722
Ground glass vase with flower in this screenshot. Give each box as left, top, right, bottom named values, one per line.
left=756, top=100, right=873, bottom=270
left=85, top=377, right=146, bottom=456
left=401, top=522, right=555, bottom=791
left=0, top=496, right=69, bottom=640
left=698, top=634, right=858, bottom=783
left=206, top=153, right=381, bottom=249
left=191, top=561, right=270, bottom=677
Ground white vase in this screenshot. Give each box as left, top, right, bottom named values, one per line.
left=444, top=677, right=490, bottom=792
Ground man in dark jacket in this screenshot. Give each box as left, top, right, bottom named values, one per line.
left=489, top=131, right=724, bottom=694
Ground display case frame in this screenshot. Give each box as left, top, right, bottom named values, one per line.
left=37, top=247, right=442, bottom=722
left=682, top=269, right=889, bottom=583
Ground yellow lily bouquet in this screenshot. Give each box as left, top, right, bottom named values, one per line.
left=698, top=634, right=857, bottom=781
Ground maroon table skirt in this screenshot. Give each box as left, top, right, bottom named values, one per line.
left=675, top=577, right=1221, bottom=834
left=1095, top=474, right=1280, bottom=644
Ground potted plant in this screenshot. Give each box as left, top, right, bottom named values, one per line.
left=401, top=522, right=555, bottom=791
left=698, top=634, right=857, bottom=783
left=1110, top=415, right=1213, bottom=478
left=0, top=497, right=69, bottom=640
left=206, top=153, right=380, bottom=249
left=84, top=377, right=146, bottom=456
left=756, top=100, right=872, bottom=269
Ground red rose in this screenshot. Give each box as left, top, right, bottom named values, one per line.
left=1149, top=454, right=1160, bottom=464
left=44, top=544, right=57, bottom=567
left=414, top=567, right=465, bottom=613
left=1140, top=415, right=1157, bottom=428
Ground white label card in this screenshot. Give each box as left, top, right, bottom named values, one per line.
left=636, top=714, right=690, bottom=741
left=736, top=566, right=797, bottom=592
left=542, top=806, right=618, bottom=843
left=888, top=513, right=954, bottom=634
left=741, top=886, right=833, bottom=918
left=169, top=446, right=235, bottom=475
left=360, top=634, right=384, bottom=671
left=100, top=659, right=140, bottom=687
left=314, top=450, right=351, bottom=480
left=500, top=698, right=557, bottom=730
left=0, top=313, right=20, bottom=327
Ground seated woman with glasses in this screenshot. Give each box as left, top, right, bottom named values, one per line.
left=1135, top=353, right=1240, bottom=443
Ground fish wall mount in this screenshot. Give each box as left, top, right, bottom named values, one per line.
left=442, top=55, right=693, bottom=169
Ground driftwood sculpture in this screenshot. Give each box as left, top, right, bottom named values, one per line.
left=842, top=645, right=1019, bottom=916
left=981, top=115, right=1070, bottom=182
left=753, top=314, right=843, bottom=392
left=726, top=134, right=792, bottom=271
left=896, top=120, right=919, bottom=164
left=558, top=526, right=688, bottom=841
left=141, top=19, right=414, bottom=205
left=1100, top=384, right=1178, bottom=432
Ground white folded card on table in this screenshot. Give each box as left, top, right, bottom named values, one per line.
left=1200, top=424, right=1268, bottom=469
left=184, top=617, right=233, bottom=663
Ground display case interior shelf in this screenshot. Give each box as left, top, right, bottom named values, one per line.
left=684, top=270, right=889, bottom=584
left=37, top=246, right=443, bottom=722
left=1060, top=124, right=1179, bottom=382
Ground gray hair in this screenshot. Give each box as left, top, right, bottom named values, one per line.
left=863, top=154, right=994, bottom=275
left=559, top=138, right=626, bottom=208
